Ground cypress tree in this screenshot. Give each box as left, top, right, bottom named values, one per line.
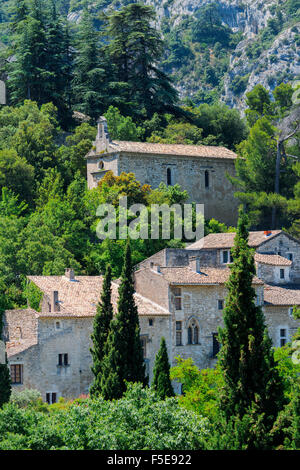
left=218, top=208, right=285, bottom=445
left=90, top=264, right=113, bottom=398
left=100, top=240, right=146, bottom=400
left=152, top=336, right=174, bottom=400
left=0, top=303, right=11, bottom=408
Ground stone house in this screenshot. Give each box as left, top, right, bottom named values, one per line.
left=85, top=117, right=239, bottom=226
left=3, top=230, right=300, bottom=402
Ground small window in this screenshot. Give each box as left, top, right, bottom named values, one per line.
left=187, top=320, right=199, bottom=345
left=280, top=269, right=285, bottom=279
left=58, top=353, right=69, bottom=366
left=149, top=319, right=153, bottom=326
left=10, top=364, right=23, bottom=384
left=176, top=321, right=182, bottom=346
left=221, top=250, right=233, bottom=264
left=55, top=321, right=61, bottom=330
left=140, top=337, right=147, bottom=358
left=212, top=333, right=220, bottom=357
left=98, top=160, right=104, bottom=169
left=288, top=253, right=293, bottom=261
left=218, top=300, right=224, bottom=310
left=288, top=307, right=294, bottom=319
left=173, top=288, right=182, bottom=311
left=167, top=168, right=172, bottom=186
left=46, top=392, right=57, bottom=404
left=205, top=170, right=209, bottom=188
left=279, top=328, right=287, bottom=347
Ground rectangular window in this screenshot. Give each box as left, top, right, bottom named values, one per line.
left=221, top=250, right=233, bottom=264
left=140, top=337, right=147, bottom=359
left=10, top=364, right=23, bottom=384
left=288, top=253, right=293, bottom=261
left=212, top=333, right=220, bottom=357
left=173, top=288, right=182, bottom=311
left=46, top=392, right=57, bottom=404
left=149, top=319, right=153, bottom=326
left=280, top=269, right=285, bottom=279
left=58, top=354, right=69, bottom=366
left=280, top=328, right=287, bottom=347
left=288, top=307, right=294, bottom=319
left=176, top=321, right=182, bottom=346
left=218, top=300, right=224, bottom=310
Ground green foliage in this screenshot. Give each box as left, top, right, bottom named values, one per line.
left=152, top=337, right=174, bottom=400
left=90, top=264, right=113, bottom=398
left=0, top=363, right=11, bottom=408
left=100, top=241, right=146, bottom=399
left=104, top=106, right=143, bottom=141
left=217, top=210, right=285, bottom=448
left=0, top=384, right=208, bottom=450
left=170, top=357, right=223, bottom=419
left=24, top=281, right=43, bottom=311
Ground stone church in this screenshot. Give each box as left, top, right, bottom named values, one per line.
left=85, top=117, right=239, bottom=226
left=3, top=230, right=300, bottom=403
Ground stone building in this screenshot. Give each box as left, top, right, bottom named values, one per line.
left=85, top=117, right=239, bottom=226
left=3, top=230, right=300, bottom=402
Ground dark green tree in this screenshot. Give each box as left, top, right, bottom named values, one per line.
left=90, top=264, right=113, bottom=398
left=0, top=298, right=11, bottom=408
left=100, top=240, right=146, bottom=400
left=152, top=336, right=174, bottom=400
left=217, top=209, right=285, bottom=448
left=106, top=3, right=179, bottom=120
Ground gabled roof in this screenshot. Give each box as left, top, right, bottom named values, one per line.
left=158, top=266, right=263, bottom=285
left=254, top=253, right=292, bottom=266
left=86, top=140, right=237, bottom=160
left=264, top=284, right=300, bottom=306
left=28, top=275, right=169, bottom=318
left=186, top=230, right=283, bottom=250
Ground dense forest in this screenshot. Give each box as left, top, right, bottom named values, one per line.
left=0, top=0, right=299, bottom=451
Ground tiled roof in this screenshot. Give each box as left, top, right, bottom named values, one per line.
left=6, top=338, right=38, bottom=358
left=159, top=266, right=263, bottom=285
left=28, top=275, right=169, bottom=318
left=87, top=140, right=237, bottom=160
left=186, top=230, right=282, bottom=250
left=254, top=253, right=292, bottom=266
left=264, top=284, right=300, bottom=306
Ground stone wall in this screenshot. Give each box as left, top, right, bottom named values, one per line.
left=264, top=305, right=299, bottom=348
left=258, top=233, right=300, bottom=282
left=87, top=151, right=239, bottom=226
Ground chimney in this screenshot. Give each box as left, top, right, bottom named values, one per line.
left=65, top=268, right=75, bottom=281
left=50, top=290, right=60, bottom=313
left=190, top=257, right=201, bottom=273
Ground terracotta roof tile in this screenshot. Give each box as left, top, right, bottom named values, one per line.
left=254, top=253, right=292, bottom=266
left=87, top=140, right=237, bottom=160
left=28, top=275, right=169, bottom=318
left=159, top=266, right=263, bottom=285
left=187, top=230, right=282, bottom=250
left=264, top=284, right=300, bottom=306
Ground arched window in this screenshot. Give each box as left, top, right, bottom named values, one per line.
left=187, top=319, right=199, bottom=345
left=205, top=170, right=209, bottom=188
left=167, top=168, right=172, bottom=186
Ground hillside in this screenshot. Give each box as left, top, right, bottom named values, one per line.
left=0, top=0, right=299, bottom=111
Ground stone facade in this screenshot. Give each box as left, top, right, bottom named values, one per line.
left=4, top=230, right=300, bottom=402
left=85, top=118, right=239, bottom=226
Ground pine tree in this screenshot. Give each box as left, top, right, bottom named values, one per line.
left=90, top=264, right=113, bottom=398
left=152, top=337, right=174, bottom=400
left=217, top=209, right=285, bottom=446
left=100, top=240, right=146, bottom=400
left=106, top=3, right=179, bottom=120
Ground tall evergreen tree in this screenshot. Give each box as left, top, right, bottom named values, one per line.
left=0, top=302, right=11, bottom=408
left=90, top=264, right=113, bottom=398
left=217, top=208, right=285, bottom=445
left=106, top=3, right=179, bottom=120
left=100, top=240, right=146, bottom=400
left=152, top=336, right=174, bottom=400
left=72, top=7, right=108, bottom=121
